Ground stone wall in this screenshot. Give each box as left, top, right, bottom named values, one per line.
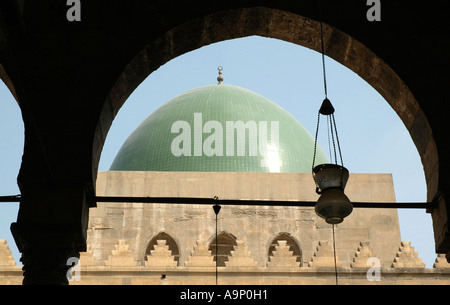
left=2, top=238, right=450, bottom=285
left=89, top=171, right=401, bottom=268
left=2, top=171, right=449, bottom=285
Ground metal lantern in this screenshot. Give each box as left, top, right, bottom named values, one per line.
left=313, top=163, right=352, bottom=224
left=312, top=98, right=353, bottom=224
left=311, top=16, right=353, bottom=224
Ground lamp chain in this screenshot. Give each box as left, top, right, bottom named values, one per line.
left=332, top=224, right=339, bottom=285
left=320, top=19, right=328, bottom=99
left=312, top=112, right=321, bottom=171
left=215, top=210, right=218, bottom=285
left=332, top=114, right=344, bottom=167
left=329, top=115, right=337, bottom=164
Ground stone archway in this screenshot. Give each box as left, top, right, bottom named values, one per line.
left=97, top=7, right=437, bottom=202
left=94, top=6, right=441, bottom=253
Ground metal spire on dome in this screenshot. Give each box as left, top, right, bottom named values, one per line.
left=217, top=66, right=224, bottom=84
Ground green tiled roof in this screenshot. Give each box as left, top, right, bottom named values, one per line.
left=110, top=84, right=328, bottom=172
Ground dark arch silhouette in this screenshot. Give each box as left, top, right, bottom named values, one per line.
left=3, top=2, right=448, bottom=284
left=98, top=7, right=437, bottom=209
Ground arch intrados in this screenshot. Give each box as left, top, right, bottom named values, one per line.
left=208, top=231, right=238, bottom=246
left=98, top=6, right=438, bottom=202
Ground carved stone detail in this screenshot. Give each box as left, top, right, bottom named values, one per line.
left=351, top=242, right=375, bottom=268
left=391, top=241, right=425, bottom=268
left=226, top=240, right=257, bottom=268
left=309, top=241, right=340, bottom=268
left=267, top=240, right=300, bottom=268
left=145, top=240, right=177, bottom=267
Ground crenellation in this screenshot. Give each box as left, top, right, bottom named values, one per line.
left=391, top=241, right=426, bottom=269
left=184, top=240, right=215, bottom=268
left=267, top=240, right=300, bottom=268
left=106, top=240, right=137, bottom=267
left=145, top=240, right=178, bottom=267
left=0, top=240, right=17, bottom=267
left=351, top=241, right=375, bottom=268
left=433, top=254, right=450, bottom=269
left=226, top=240, right=257, bottom=268
left=309, top=241, right=341, bottom=268
left=79, top=249, right=100, bottom=266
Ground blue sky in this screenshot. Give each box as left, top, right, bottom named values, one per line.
left=0, top=36, right=435, bottom=267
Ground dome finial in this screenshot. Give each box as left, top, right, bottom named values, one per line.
left=217, top=66, right=224, bottom=85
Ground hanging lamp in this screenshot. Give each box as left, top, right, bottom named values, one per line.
left=312, top=19, right=352, bottom=225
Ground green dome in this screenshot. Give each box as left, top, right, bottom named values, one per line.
left=110, top=84, right=328, bottom=172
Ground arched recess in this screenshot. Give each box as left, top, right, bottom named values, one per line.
left=268, top=233, right=302, bottom=263
left=96, top=6, right=438, bottom=205
left=145, top=232, right=180, bottom=265
left=208, top=232, right=238, bottom=267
